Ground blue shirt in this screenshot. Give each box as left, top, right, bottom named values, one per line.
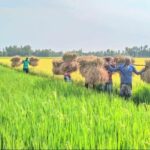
left=108, top=64, right=145, bottom=84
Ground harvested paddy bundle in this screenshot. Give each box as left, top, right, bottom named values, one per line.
left=78, top=56, right=104, bottom=77
left=103, top=56, right=113, bottom=62
left=63, top=52, right=77, bottom=62
left=60, top=61, right=78, bottom=73
left=78, top=56, right=108, bottom=87
left=52, top=60, right=64, bottom=75
left=99, top=67, right=109, bottom=83
left=53, top=67, right=64, bottom=75
left=114, top=55, right=127, bottom=64
left=114, top=55, right=134, bottom=64
left=11, top=56, right=22, bottom=67
left=79, top=65, right=90, bottom=77
left=145, top=60, right=150, bottom=67
left=79, top=56, right=104, bottom=66
left=29, top=57, right=39, bottom=66
left=85, top=66, right=109, bottom=86
left=53, top=60, right=78, bottom=75
left=103, top=56, right=114, bottom=66
left=53, top=59, right=63, bottom=67
left=77, top=56, right=97, bottom=63
left=77, top=56, right=95, bottom=76
left=141, top=60, right=150, bottom=83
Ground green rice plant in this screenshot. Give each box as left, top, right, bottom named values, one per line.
left=0, top=66, right=150, bottom=149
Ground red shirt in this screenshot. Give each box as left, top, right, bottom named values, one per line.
left=108, top=71, right=112, bottom=83
left=105, top=65, right=114, bottom=83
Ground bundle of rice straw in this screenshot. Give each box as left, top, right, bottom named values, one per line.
left=79, top=56, right=104, bottom=67
left=52, top=60, right=64, bottom=75
left=78, top=56, right=104, bottom=77
left=60, top=61, right=78, bottom=73
left=114, top=55, right=126, bottom=64
left=53, top=68, right=64, bottom=75
left=103, top=56, right=113, bottom=62
left=84, top=66, right=109, bottom=86
left=10, top=56, right=22, bottom=67
left=52, top=60, right=78, bottom=75
left=63, top=52, right=77, bottom=62
left=145, top=60, right=150, bottom=67
left=77, top=56, right=97, bottom=63
left=79, top=65, right=90, bottom=77
left=103, top=56, right=114, bottom=67
left=78, top=56, right=108, bottom=85
left=52, top=59, right=63, bottom=67
left=29, top=56, right=39, bottom=66
left=114, top=55, right=134, bottom=64
left=141, top=60, right=150, bottom=83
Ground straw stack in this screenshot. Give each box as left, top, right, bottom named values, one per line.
left=77, top=56, right=103, bottom=65
left=53, top=52, right=78, bottom=75
left=77, top=56, right=97, bottom=63
left=29, top=57, right=39, bottom=66
left=52, top=60, right=64, bottom=75
left=84, top=66, right=109, bottom=86
left=78, top=56, right=104, bottom=76
left=103, top=56, right=114, bottom=67
left=52, top=60, right=78, bottom=75
left=103, top=56, right=113, bottom=62
left=63, top=52, right=77, bottom=62
left=114, top=55, right=126, bottom=64
left=141, top=60, right=150, bottom=83
left=78, top=56, right=109, bottom=86
left=60, top=61, right=78, bottom=73
left=114, top=55, right=134, bottom=65
left=11, top=56, right=22, bottom=67
left=53, top=59, right=63, bottom=67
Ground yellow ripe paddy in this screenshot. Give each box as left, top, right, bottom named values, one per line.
left=0, top=57, right=149, bottom=88
left=0, top=57, right=83, bottom=81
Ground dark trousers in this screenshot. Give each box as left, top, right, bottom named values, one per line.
left=64, top=76, right=71, bottom=82
left=120, top=83, right=132, bottom=99
left=104, top=82, right=113, bottom=93
left=23, top=68, right=29, bottom=73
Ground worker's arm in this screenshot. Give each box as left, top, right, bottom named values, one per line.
left=107, top=65, right=120, bottom=73
left=132, top=66, right=147, bottom=75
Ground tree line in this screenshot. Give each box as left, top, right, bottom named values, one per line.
left=0, top=45, right=150, bottom=57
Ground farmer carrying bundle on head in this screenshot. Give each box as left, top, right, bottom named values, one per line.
left=64, top=65, right=72, bottom=82
left=22, top=57, right=30, bottom=73
left=104, top=57, right=116, bottom=93
left=107, top=57, right=148, bottom=98
left=64, top=71, right=72, bottom=82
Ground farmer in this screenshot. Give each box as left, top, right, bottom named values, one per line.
left=107, top=57, right=147, bottom=98
left=22, top=57, right=30, bottom=73
left=104, top=57, right=116, bottom=93
left=64, top=71, right=72, bottom=82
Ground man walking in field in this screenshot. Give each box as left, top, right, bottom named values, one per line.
left=22, top=57, right=30, bottom=73
left=107, top=57, right=147, bottom=98
left=104, top=57, right=116, bottom=93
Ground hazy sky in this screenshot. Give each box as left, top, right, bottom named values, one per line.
left=0, top=0, right=150, bottom=51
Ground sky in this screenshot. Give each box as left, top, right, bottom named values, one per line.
left=0, top=0, right=150, bottom=51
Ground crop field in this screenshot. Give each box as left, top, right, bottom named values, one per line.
left=0, top=57, right=149, bottom=81
left=0, top=57, right=150, bottom=93
left=0, top=57, right=150, bottom=149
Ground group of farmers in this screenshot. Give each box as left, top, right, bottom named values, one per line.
left=104, top=57, right=147, bottom=98
left=22, top=56, right=148, bottom=99
left=63, top=57, right=148, bottom=99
